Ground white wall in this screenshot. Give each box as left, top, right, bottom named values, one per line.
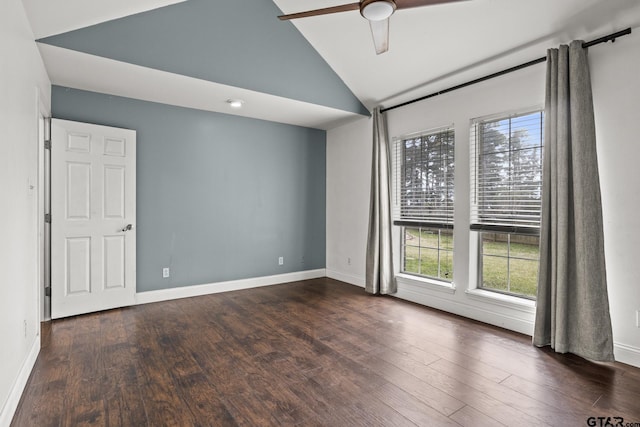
left=0, top=0, right=51, bottom=424
left=590, top=32, right=640, bottom=366
left=326, top=28, right=640, bottom=367
left=326, top=117, right=372, bottom=287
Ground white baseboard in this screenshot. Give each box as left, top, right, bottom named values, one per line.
left=0, top=335, right=40, bottom=427
left=327, top=269, right=534, bottom=335
left=614, top=342, right=640, bottom=368
left=394, top=285, right=535, bottom=336
left=326, top=269, right=365, bottom=287
left=136, top=269, right=326, bottom=305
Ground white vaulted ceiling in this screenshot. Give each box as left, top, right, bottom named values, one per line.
left=22, top=0, right=640, bottom=128
left=273, top=0, right=640, bottom=109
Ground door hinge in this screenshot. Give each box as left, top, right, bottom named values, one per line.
left=45, top=286, right=51, bottom=297
left=44, top=140, right=51, bottom=150
left=45, top=213, right=51, bottom=223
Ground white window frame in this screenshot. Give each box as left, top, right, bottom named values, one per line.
left=468, top=107, right=544, bottom=300
left=392, top=125, right=455, bottom=286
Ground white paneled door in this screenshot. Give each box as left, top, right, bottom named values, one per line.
left=51, top=119, right=136, bottom=319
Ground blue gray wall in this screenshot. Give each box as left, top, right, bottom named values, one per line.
left=52, top=86, right=326, bottom=292
left=40, top=0, right=369, bottom=116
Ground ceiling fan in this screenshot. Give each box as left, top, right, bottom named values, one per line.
left=278, top=0, right=466, bottom=55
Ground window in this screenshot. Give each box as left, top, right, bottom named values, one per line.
left=402, top=227, right=453, bottom=280
left=394, top=127, right=454, bottom=282
left=470, top=110, right=543, bottom=298
left=479, top=232, right=540, bottom=298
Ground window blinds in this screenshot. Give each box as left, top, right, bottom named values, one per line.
left=470, top=111, right=544, bottom=234
left=393, top=128, right=455, bottom=228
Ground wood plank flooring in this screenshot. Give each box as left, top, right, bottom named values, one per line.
left=12, top=278, right=640, bottom=426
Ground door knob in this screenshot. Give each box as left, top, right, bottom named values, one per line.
left=121, top=224, right=133, bottom=232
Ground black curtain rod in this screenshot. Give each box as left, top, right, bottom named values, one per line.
left=380, top=27, right=632, bottom=113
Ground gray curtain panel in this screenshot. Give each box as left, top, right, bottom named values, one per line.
left=533, top=41, right=614, bottom=361
left=365, top=108, right=396, bottom=295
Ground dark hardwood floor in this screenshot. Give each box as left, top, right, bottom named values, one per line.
left=12, top=278, right=640, bottom=426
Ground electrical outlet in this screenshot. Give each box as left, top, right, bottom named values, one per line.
left=278, top=256, right=284, bottom=266
left=163, top=267, right=170, bottom=278
left=636, top=310, right=640, bottom=328
left=347, top=257, right=351, bottom=266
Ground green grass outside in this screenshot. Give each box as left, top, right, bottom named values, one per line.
left=402, top=228, right=539, bottom=298
left=403, top=228, right=453, bottom=281
left=481, top=238, right=539, bottom=298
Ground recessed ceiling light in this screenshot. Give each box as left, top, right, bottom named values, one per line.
left=226, top=99, right=244, bottom=108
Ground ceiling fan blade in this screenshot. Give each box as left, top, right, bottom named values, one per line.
left=369, top=18, right=390, bottom=55
left=395, top=0, right=468, bottom=10
left=278, top=3, right=360, bottom=20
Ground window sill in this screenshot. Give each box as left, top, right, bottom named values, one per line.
left=396, top=273, right=456, bottom=294
left=465, top=288, right=536, bottom=312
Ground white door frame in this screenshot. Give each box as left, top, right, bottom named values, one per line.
left=36, top=88, right=51, bottom=325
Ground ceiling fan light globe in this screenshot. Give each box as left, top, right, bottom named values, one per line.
left=361, top=0, right=396, bottom=21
